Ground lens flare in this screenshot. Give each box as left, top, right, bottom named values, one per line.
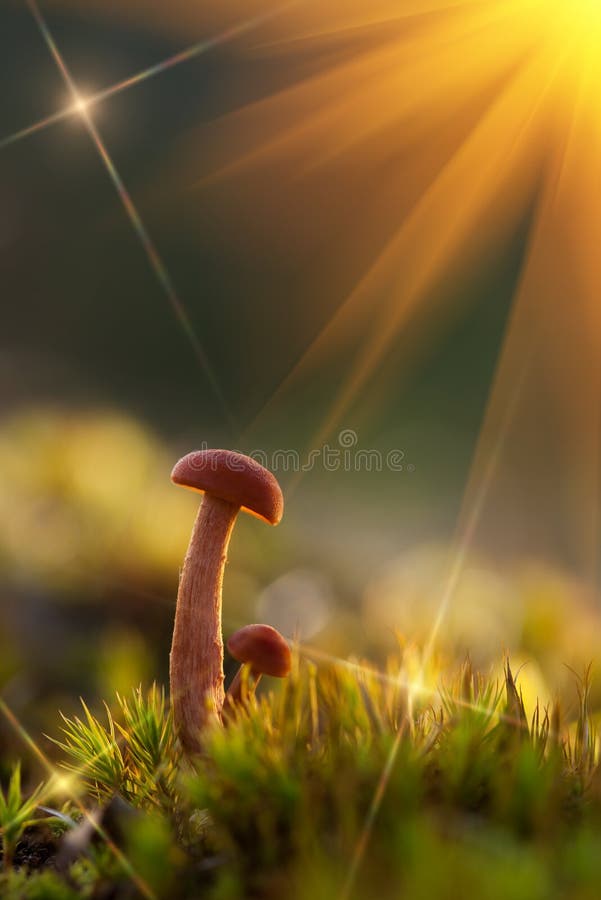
left=72, top=94, right=90, bottom=115
left=0, top=1, right=295, bottom=153
left=24, top=0, right=234, bottom=429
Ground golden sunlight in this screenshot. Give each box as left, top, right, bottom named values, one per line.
left=32, top=0, right=601, bottom=581
left=71, top=94, right=90, bottom=115
left=188, top=0, right=601, bottom=584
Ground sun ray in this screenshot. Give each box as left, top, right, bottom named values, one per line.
left=193, top=0, right=538, bottom=193
left=0, top=105, right=76, bottom=150
left=422, top=358, right=530, bottom=664
left=419, top=86, right=588, bottom=667
left=253, top=0, right=489, bottom=49
left=451, top=63, right=601, bottom=582
left=338, top=720, right=407, bottom=900
left=238, top=48, right=573, bottom=448
left=269, top=52, right=565, bottom=500
left=337, top=23, right=596, bottom=895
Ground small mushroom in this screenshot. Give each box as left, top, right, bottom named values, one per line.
left=225, top=624, right=292, bottom=709
left=170, top=450, right=283, bottom=754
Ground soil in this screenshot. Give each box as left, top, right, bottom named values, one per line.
left=11, top=828, right=58, bottom=871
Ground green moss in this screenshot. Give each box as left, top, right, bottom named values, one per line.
left=2, top=655, right=601, bottom=898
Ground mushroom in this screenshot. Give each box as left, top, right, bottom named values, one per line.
left=170, top=450, right=283, bottom=753
left=224, top=624, right=292, bottom=710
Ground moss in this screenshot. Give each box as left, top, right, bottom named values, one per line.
left=1, top=654, right=601, bottom=898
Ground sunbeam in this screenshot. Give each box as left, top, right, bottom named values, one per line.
left=264, top=44, right=567, bottom=501
left=338, top=720, right=408, bottom=900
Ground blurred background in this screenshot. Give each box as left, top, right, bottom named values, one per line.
left=2, top=0, right=601, bottom=748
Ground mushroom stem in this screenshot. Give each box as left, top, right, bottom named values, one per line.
left=170, top=495, right=238, bottom=754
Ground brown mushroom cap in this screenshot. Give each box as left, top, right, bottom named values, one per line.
left=171, top=449, right=283, bottom=525
left=227, top=624, right=292, bottom=678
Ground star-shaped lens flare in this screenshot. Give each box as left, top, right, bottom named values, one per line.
left=71, top=94, right=90, bottom=115
left=23, top=0, right=233, bottom=427
left=0, top=0, right=295, bottom=153
left=9, top=0, right=296, bottom=433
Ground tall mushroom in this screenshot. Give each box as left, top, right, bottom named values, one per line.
left=224, top=623, right=292, bottom=710
left=170, top=449, right=283, bottom=754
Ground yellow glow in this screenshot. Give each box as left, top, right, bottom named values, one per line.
left=72, top=94, right=90, bottom=115
left=535, top=0, right=601, bottom=105
left=47, top=772, right=78, bottom=797
left=568, top=0, right=601, bottom=28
